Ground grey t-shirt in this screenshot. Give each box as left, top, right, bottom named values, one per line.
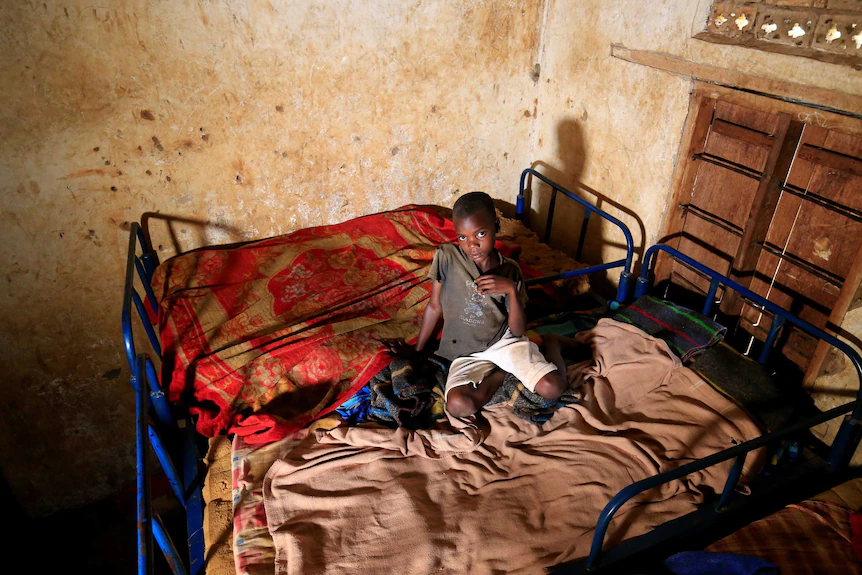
left=428, top=243, right=527, bottom=360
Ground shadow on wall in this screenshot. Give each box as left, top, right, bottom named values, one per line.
left=526, top=118, right=646, bottom=298
left=141, top=212, right=245, bottom=260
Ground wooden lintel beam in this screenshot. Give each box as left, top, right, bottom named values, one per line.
left=610, top=44, right=862, bottom=119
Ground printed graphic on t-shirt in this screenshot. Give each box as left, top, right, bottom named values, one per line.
left=460, top=279, right=487, bottom=327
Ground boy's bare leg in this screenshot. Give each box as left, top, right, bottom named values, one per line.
left=533, top=334, right=570, bottom=400
left=446, top=369, right=507, bottom=418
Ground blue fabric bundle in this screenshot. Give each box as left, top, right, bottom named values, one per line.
left=662, top=551, right=779, bottom=575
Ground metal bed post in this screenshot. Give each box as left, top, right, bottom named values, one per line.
left=578, top=243, right=862, bottom=571
left=517, top=168, right=635, bottom=306
left=153, top=514, right=189, bottom=575
left=136, top=355, right=154, bottom=575
left=123, top=222, right=205, bottom=575
left=137, top=225, right=159, bottom=277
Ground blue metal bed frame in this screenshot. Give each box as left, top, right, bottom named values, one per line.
left=516, top=168, right=634, bottom=305
left=123, top=223, right=205, bottom=575
left=124, top=168, right=862, bottom=574
left=557, top=244, right=862, bottom=573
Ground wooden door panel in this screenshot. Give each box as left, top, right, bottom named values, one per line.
left=808, top=170, right=862, bottom=210
left=675, top=226, right=739, bottom=292
left=689, top=162, right=760, bottom=228
left=703, top=131, right=770, bottom=172
left=714, top=100, right=779, bottom=134
left=824, top=130, right=862, bottom=157
left=783, top=203, right=862, bottom=279
left=661, top=91, right=862, bottom=381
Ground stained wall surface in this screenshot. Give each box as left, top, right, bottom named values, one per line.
left=0, top=0, right=543, bottom=515
left=2, top=0, right=862, bottom=515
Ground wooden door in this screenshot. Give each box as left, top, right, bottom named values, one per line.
left=659, top=90, right=862, bottom=381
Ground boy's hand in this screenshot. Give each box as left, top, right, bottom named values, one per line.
left=384, top=340, right=420, bottom=360
left=475, top=275, right=516, bottom=297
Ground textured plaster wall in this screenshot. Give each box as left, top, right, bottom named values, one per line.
left=3, top=0, right=862, bottom=516
left=0, top=0, right=543, bottom=515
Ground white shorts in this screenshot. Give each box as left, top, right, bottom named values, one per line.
left=444, top=330, right=558, bottom=399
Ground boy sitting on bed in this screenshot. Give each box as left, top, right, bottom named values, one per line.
left=393, top=191, right=569, bottom=417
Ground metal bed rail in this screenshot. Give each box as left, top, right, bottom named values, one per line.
left=122, top=223, right=204, bottom=575
left=516, top=168, right=635, bottom=305
left=582, top=243, right=862, bottom=571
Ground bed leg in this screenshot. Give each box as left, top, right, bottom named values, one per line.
left=135, top=358, right=154, bottom=575
left=181, top=420, right=205, bottom=575
left=614, top=270, right=633, bottom=306
left=716, top=454, right=746, bottom=511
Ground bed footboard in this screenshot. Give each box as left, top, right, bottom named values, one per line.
left=574, top=243, right=862, bottom=573
left=516, top=168, right=635, bottom=306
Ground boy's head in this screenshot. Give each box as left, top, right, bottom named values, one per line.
left=452, top=191, right=499, bottom=266
left=452, top=191, right=497, bottom=227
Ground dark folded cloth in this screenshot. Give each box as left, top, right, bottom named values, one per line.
left=485, top=371, right=582, bottom=426
left=367, top=356, right=447, bottom=428
left=689, top=342, right=807, bottom=432
left=613, top=295, right=726, bottom=362
left=338, top=355, right=580, bottom=428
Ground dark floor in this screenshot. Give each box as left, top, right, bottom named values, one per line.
left=2, top=471, right=182, bottom=574
left=4, top=483, right=136, bottom=572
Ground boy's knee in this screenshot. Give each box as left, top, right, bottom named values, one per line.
left=446, top=389, right=480, bottom=418
left=534, top=370, right=567, bottom=401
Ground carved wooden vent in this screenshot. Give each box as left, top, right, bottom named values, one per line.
left=699, top=1, right=862, bottom=70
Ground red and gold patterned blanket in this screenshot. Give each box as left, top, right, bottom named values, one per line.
left=152, top=206, right=458, bottom=444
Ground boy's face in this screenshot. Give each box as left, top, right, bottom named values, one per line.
left=454, top=211, right=497, bottom=269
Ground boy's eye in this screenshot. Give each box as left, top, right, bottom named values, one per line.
left=477, top=231, right=486, bottom=238
left=458, top=235, right=466, bottom=241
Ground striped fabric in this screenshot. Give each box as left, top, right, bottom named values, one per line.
left=707, top=501, right=862, bottom=575
left=613, top=295, right=726, bottom=362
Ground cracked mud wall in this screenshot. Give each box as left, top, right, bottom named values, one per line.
left=0, top=0, right=543, bottom=515
left=3, top=0, right=862, bottom=516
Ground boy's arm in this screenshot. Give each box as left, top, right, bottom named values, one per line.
left=507, top=286, right=526, bottom=336
left=415, top=280, right=443, bottom=352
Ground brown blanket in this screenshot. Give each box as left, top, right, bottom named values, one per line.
left=263, top=320, right=763, bottom=575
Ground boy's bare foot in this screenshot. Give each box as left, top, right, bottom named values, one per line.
left=542, top=333, right=592, bottom=364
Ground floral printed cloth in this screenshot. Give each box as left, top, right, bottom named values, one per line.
left=152, top=206, right=457, bottom=444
